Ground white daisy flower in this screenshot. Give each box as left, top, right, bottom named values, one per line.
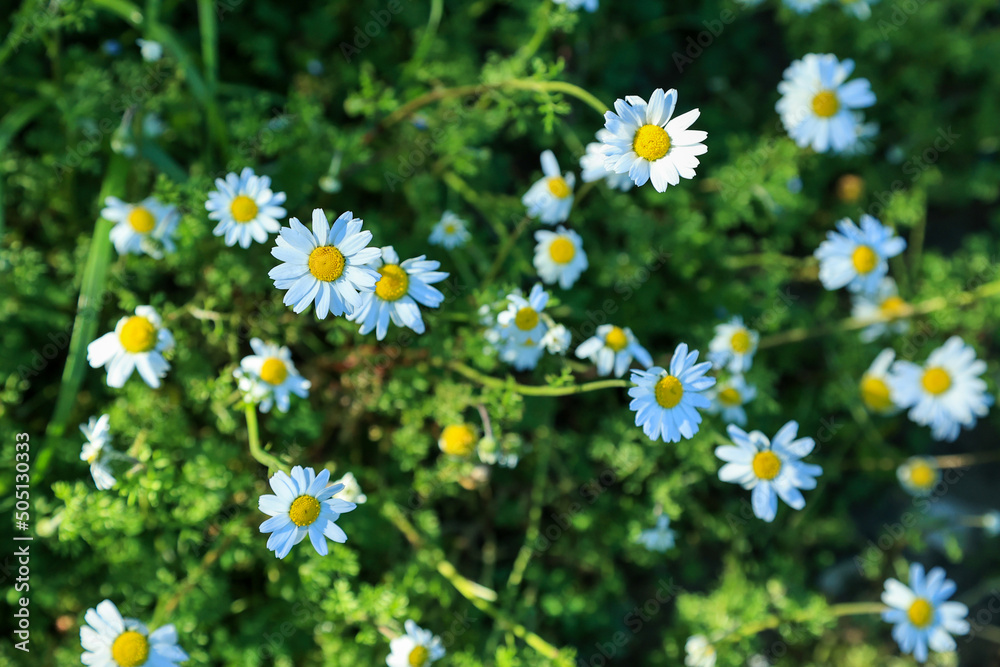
left=684, top=635, right=717, bottom=667
left=206, top=167, right=287, bottom=249
left=635, top=515, right=676, bottom=552
left=706, top=375, right=757, bottom=426
left=601, top=88, right=707, bottom=193
left=87, top=305, right=174, bottom=388
left=439, top=424, right=478, bottom=457
left=541, top=323, right=572, bottom=355
left=347, top=246, right=449, bottom=340
left=889, top=336, right=992, bottom=442
left=628, top=343, right=716, bottom=443
left=580, top=130, right=634, bottom=191
left=235, top=338, right=311, bottom=414
left=982, top=511, right=1000, bottom=537
left=715, top=421, right=823, bottom=523
left=814, top=215, right=906, bottom=294
left=533, top=226, right=588, bottom=289
left=553, top=0, right=598, bottom=11
left=496, top=283, right=550, bottom=345
left=386, top=620, right=445, bottom=667
left=79, top=415, right=118, bottom=490
left=80, top=599, right=188, bottom=667
left=497, top=336, right=547, bottom=371
left=522, top=150, right=575, bottom=224
left=708, top=316, right=759, bottom=373
left=258, top=465, right=357, bottom=559
left=851, top=277, right=910, bottom=342
left=881, top=563, right=969, bottom=663
left=102, top=196, right=178, bottom=259
left=783, top=0, right=823, bottom=12
left=135, top=38, right=163, bottom=62
left=860, top=348, right=900, bottom=415
left=332, top=472, right=367, bottom=504
left=429, top=210, right=471, bottom=249
left=575, top=324, right=653, bottom=377
left=896, top=457, right=940, bottom=497
left=776, top=53, right=876, bottom=153
left=840, top=0, right=878, bottom=19
left=269, top=209, right=380, bottom=319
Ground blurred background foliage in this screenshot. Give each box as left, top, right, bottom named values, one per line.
left=2, top=0, right=1000, bottom=664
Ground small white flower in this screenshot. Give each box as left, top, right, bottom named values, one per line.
left=783, top=0, right=823, bottom=12
left=80, top=599, right=188, bottom=667
left=102, top=196, right=178, bottom=259
left=206, top=167, right=287, bottom=248
left=635, top=515, right=676, bottom=552
left=541, top=324, right=572, bottom=355
left=386, top=620, right=445, bottom=667
left=497, top=336, right=547, bottom=371
left=79, top=415, right=118, bottom=490
left=851, top=277, right=910, bottom=342
left=332, top=472, right=367, bottom=504
left=258, top=466, right=357, bottom=559
left=496, top=283, right=550, bottom=346
left=533, top=226, right=588, bottom=289
left=896, top=457, right=940, bottom=497
left=87, top=305, right=174, bottom=388
left=575, top=324, right=653, bottom=377
left=684, top=635, right=717, bottom=667
left=235, top=338, right=311, bottom=413
left=628, top=343, right=716, bottom=443
left=553, top=0, right=598, bottom=11
left=136, top=38, right=163, bottom=62
left=881, top=563, right=969, bottom=663
left=814, top=215, right=906, bottom=294
left=706, top=375, right=757, bottom=426
left=708, top=316, right=759, bottom=373
left=860, top=348, right=899, bottom=415
left=580, top=130, right=634, bottom=191
left=429, top=210, right=471, bottom=249
left=840, top=0, right=878, bottom=19
left=982, top=511, right=1000, bottom=537
left=522, top=150, right=574, bottom=224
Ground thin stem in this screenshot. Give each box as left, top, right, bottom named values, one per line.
left=447, top=361, right=631, bottom=396
left=511, top=0, right=551, bottom=69
left=483, top=215, right=532, bottom=285
left=244, top=404, right=287, bottom=473
left=405, top=0, right=444, bottom=78
left=505, top=439, right=552, bottom=590
left=722, top=601, right=887, bottom=642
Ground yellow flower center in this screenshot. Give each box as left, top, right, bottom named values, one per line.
left=119, top=316, right=158, bottom=353
left=752, top=451, right=782, bottom=480
left=908, top=462, right=937, bottom=489
left=308, top=246, right=346, bottom=282
left=836, top=174, right=864, bottom=203
left=374, top=264, right=410, bottom=302
left=654, top=375, right=684, bottom=409
left=444, top=223, right=456, bottom=234
left=440, top=424, right=476, bottom=456
left=907, top=598, right=934, bottom=628
left=730, top=329, right=752, bottom=354
left=548, top=237, right=576, bottom=264
left=514, top=307, right=539, bottom=331
left=811, top=90, right=840, bottom=118
left=921, top=367, right=952, bottom=395
left=127, top=207, right=156, bottom=233
left=288, top=495, right=321, bottom=527
left=408, top=645, right=430, bottom=667
left=851, top=245, right=878, bottom=274
left=718, top=387, right=742, bottom=407
left=260, top=357, right=288, bottom=385
left=605, top=327, right=629, bottom=352
left=547, top=176, right=571, bottom=199
left=860, top=376, right=893, bottom=412
left=880, top=296, right=907, bottom=318
left=111, top=631, right=150, bottom=667
left=632, top=124, right=671, bottom=161
left=230, top=194, right=259, bottom=223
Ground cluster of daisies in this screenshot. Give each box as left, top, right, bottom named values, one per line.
left=739, top=0, right=880, bottom=20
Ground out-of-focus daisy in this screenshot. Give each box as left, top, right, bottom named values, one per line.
left=439, top=424, right=478, bottom=457
left=553, top=0, right=598, bottom=11
left=477, top=436, right=520, bottom=468
left=776, top=53, right=876, bottom=153
left=102, top=196, right=178, bottom=259
left=269, top=209, right=380, bottom=319
left=580, top=130, right=633, bottom=191
left=575, top=324, right=653, bottom=377
left=706, top=375, right=757, bottom=426
left=87, top=305, right=173, bottom=388
left=783, top=0, right=823, bottom=12
left=429, top=210, right=470, bottom=249
left=234, top=338, right=311, bottom=413
left=533, top=226, right=588, bottom=289
left=79, top=415, right=118, bottom=490
left=522, top=150, right=574, bottom=224
left=685, top=635, right=717, bottom=667
left=628, top=343, right=715, bottom=443
left=814, top=215, right=905, bottom=294
left=541, top=323, right=572, bottom=355
left=498, top=336, right=547, bottom=371
left=860, top=348, right=899, bottom=414
left=258, top=466, right=357, bottom=559
left=635, top=515, right=676, bottom=552
left=708, top=316, right=759, bottom=373
left=601, top=88, right=707, bottom=192
left=80, top=599, right=187, bottom=667
left=890, top=336, right=992, bottom=441
left=348, top=246, right=448, bottom=340
left=840, top=0, right=878, bottom=19
left=332, top=472, right=367, bottom=504
left=852, top=277, right=910, bottom=342
left=136, top=38, right=163, bottom=62
left=982, top=511, right=1000, bottom=537
left=881, top=563, right=969, bottom=663
left=386, top=620, right=445, bottom=667
left=496, top=283, right=550, bottom=345
left=715, top=421, right=823, bottom=522
left=206, top=167, right=287, bottom=248
left=897, top=457, right=940, bottom=497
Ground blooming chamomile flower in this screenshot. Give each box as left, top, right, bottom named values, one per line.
left=897, top=457, right=941, bottom=497
left=136, top=38, right=163, bottom=62
left=628, top=343, right=715, bottom=443
left=80, top=599, right=188, bottom=667
left=348, top=246, right=449, bottom=340
left=684, top=635, right=717, bottom=667
left=439, top=424, right=478, bottom=457
left=890, top=336, right=992, bottom=441
left=498, top=336, right=547, bottom=371
left=553, top=0, right=598, bottom=11
left=580, top=130, right=633, bottom=191
left=429, top=210, right=471, bottom=249
left=575, top=324, right=653, bottom=377
left=602, top=88, right=707, bottom=192
left=635, top=515, right=676, bottom=552
left=102, top=196, right=178, bottom=259
left=706, top=375, right=757, bottom=426
left=533, top=226, right=588, bottom=289
left=386, top=620, right=445, bottom=667
left=332, top=472, right=367, bottom=504
left=235, top=338, right=311, bottom=413
left=814, top=215, right=906, bottom=294
left=881, top=563, right=969, bottom=663
left=269, top=209, right=380, bottom=319
left=776, top=53, right=876, bottom=153
left=496, top=283, right=550, bottom=345
left=522, top=150, right=575, bottom=224
left=708, top=316, right=759, bottom=373
left=851, top=277, right=911, bottom=342
left=79, top=415, right=117, bottom=490
left=88, top=305, right=173, bottom=388
left=715, top=422, right=823, bottom=522
left=860, top=348, right=899, bottom=414
left=258, top=466, right=357, bottom=559
left=206, top=167, right=287, bottom=248
left=541, top=323, right=572, bottom=355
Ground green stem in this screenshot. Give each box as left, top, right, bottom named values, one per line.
left=483, top=215, right=531, bottom=286
left=722, top=601, right=887, bottom=642
left=244, top=404, right=287, bottom=473
left=505, top=439, right=552, bottom=591
left=196, top=0, right=219, bottom=88
left=511, top=0, right=551, bottom=69
left=405, top=0, right=444, bottom=78
left=447, top=361, right=631, bottom=396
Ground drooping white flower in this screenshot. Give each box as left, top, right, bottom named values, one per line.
left=522, top=150, right=575, bottom=224
left=87, top=305, right=174, bottom=388
left=575, top=324, right=653, bottom=377
left=234, top=338, right=311, bottom=413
